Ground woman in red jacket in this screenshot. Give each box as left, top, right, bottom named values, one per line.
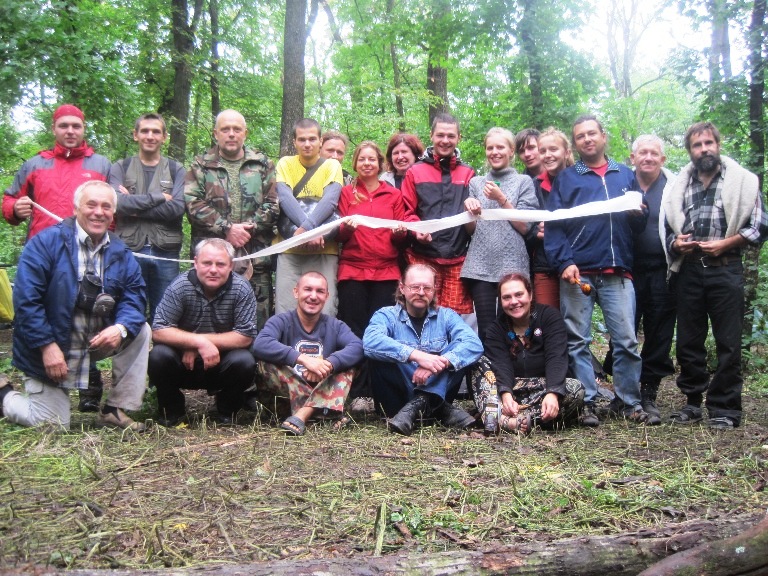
left=337, top=142, right=407, bottom=337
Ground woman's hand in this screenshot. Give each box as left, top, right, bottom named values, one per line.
left=540, top=392, right=560, bottom=422
left=392, top=223, right=407, bottom=236
left=464, top=197, right=482, bottom=215
left=483, top=181, right=507, bottom=206
left=500, top=392, right=519, bottom=417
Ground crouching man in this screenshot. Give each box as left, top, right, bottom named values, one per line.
left=0, top=181, right=150, bottom=431
left=148, top=238, right=258, bottom=426
left=251, top=272, right=362, bottom=436
left=363, top=264, right=483, bottom=435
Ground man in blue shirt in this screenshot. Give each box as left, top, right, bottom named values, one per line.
left=363, top=264, right=483, bottom=435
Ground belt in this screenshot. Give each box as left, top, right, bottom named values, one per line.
left=696, top=254, right=739, bottom=267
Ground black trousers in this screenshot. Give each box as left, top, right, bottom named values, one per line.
left=148, top=344, right=256, bottom=418
left=675, top=258, right=744, bottom=424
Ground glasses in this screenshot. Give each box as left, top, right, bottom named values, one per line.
left=403, top=284, right=435, bottom=295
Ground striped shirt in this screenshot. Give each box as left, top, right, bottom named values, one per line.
left=153, top=270, right=258, bottom=337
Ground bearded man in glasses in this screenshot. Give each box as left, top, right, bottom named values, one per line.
left=363, top=264, right=483, bottom=435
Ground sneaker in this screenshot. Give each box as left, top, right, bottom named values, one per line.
left=641, top=400, right=662, bottom=426
left=348, top=397, right=376, bottom=414
left=96, top=408, right=146, bottom=432
left=579, top=404, right=600, bottom=427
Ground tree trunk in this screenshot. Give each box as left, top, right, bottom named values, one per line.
left=209, top=0, right=221, bottom=120
left=280, top=0, right=310, bottom=157
left=518, top=0, right=544, bottom=127
left=169, top=0, right=204, bottom=161
left=427, top=60, right=448, bottom=125
left=426, top=0, right=450, bottom=126
left=638, top=513, right=768, bottom=575
left=386, top=0, right=405, bottom=132
left=41, top=513, right=765, bottom=576
left=742, top=0, right=767, bottom=365
left=708, top=0, right=733, bottom=85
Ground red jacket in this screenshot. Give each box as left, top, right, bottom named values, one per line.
left=3, top=142, right=111, bottom=239
left=400, top=147, right=474, bottom=262
left=337, top=180, right=406, bottom=281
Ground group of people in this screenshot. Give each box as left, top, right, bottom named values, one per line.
left=0, top=102, right=765, bottom=437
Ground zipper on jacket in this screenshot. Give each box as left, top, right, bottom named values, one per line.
left=602, top=175, right=616, bottom=267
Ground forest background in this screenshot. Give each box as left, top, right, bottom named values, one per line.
left=0, top=0, right=767, bottom=363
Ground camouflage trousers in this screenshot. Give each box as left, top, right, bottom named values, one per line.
left=257, top=362, right=355, bottom=419
left=470, top=355, right=584, bottom=433
left=249, top=268, right=272, bottom=331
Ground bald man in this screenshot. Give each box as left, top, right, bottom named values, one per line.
left=185, top=109, right=278, bottom=329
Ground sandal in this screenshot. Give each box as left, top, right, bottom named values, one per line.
left=500, top=413, right=532, bottom=436
left=669, top=404, right=703, bottom=425
left=707, top=416, right=735, bottom=430
left=280, top=415, right=306, bottom=436
left=332, top=415, right=351, bottom=432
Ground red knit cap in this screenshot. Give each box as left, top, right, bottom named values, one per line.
left=53, top=104, right=85, bottom=122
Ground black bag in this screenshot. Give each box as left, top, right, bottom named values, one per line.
left=277, top=158, right=339, bottom=240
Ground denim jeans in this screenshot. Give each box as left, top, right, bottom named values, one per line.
left=560, top=274, right=642, bottom=407
left=137, top=244, right=180, bottom=322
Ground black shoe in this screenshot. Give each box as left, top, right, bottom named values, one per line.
left=78, top=395, right=101, bottom=413
left=435, top=401, right=476, bottom=430
left=210, top=410, right=237, bottom=426
left=156, top=412, right=185, bottom=428
left=0, top=374, right=13, bottom=417
left=579, top=403, right=600, bottom=427
left=387, top=394, right=430, bottom=436
left=641, top=399, right=662, bottom=425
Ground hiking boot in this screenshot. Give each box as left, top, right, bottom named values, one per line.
left=579, top=403, right=600, bottom=427
left=669, top=404, right=703, bottom=425
left=96, top=408, right=146, bottom=432
left=435, top=401, right=476, bottom=430
left=387, top=394, right=430, bottom=436
left=641, top=399, right=662, bottom=425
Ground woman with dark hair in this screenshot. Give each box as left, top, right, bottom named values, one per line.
left=461, top=127, right=539, bottom=342
left=337, top=141, right=407, bottom=400
left=471, top=273, right=584, bottom=434
left=381, top=133, right=425, bottom=189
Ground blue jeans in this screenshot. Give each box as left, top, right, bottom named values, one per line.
left=560, top=274, right=642, bottom=407
left=137, top=244, right=180, bottom=322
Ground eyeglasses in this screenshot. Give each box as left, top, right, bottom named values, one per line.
left=403, top=284, right=435, bottom=295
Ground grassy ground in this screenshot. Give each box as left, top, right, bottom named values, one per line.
left=1, top=329, right=767, bottom=571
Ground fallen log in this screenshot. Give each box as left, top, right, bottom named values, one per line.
left=638, top=512, right=768, bottom=576
left=4, top=513, right=764, bottom=576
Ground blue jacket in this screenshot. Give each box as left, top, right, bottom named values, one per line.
left=544, top=159, right=647, bottom=274
left=12, top=217, right=147, bottom=384
left=363, top=303, right=483, bottom=371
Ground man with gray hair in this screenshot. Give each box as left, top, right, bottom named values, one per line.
left=0, top=180, right=150, bottom=431
left=605, top=135, right=675, bottom=424
left=148, top=238, right=258, bottom=426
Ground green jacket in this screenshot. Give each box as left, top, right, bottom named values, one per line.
left=184, top=145, right=278, bottom=256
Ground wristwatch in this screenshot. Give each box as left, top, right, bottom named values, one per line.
left=115, top=324, right=128, bottom=339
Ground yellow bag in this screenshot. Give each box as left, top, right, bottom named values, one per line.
left=0, top=269, right=13, bottom=323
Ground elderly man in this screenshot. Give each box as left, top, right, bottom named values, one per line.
left=109, top=113, right=186, bottom=321
left=251, top=271, right=363, bottom=436
left=664, top=122, right=768, bottom=429
left=148, top=238, right=258, bottom=426
left=185, top=109, right=277, bottom=329
left=401, top=113, right=475, bottom=315
left=274, top=119, right=344, bottom=315
left=0, top=181, right=150, bottom=431
left=3, top=103, right=112, bottom=412
left=363, top=264, right=483, bottom=435
left=544, top=114, right=649, bottom=426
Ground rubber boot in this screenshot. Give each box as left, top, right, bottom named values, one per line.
left=387, top=394, right=430, bottom=436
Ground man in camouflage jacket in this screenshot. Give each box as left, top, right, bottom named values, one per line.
left=185, top=109, right=278, bottom=329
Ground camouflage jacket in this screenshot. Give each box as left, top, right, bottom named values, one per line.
left=185, top=146, right=278, bottom=252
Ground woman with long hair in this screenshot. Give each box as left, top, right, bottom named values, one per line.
left=471, top=273, right=584, bottom=434
left=461, top=127, right=539, bottom=342
left=380, top=133, right=425, bottom=190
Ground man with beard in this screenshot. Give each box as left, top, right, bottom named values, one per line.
left=664, top=122, right=768, bottom=429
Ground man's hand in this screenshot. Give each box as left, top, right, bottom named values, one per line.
left=672, top=233, right=699, bottom=255
left=412, top=366, right=433, bottom=385
left=181, top=349, right=198, bottom=371
left=698, top=237, right=742, bottom=257
left=561, top=264, right=580, bottom=283
left=409, top=349, right=450, bottom=373
left=540, top=392, right=560, bottom=422
left=12, top=196, right=33, bottom=220
left=536, top=222, right=545, bottom=240
left=500, top=392, right=519, bottom=417
left=41, top=342, right=68, bottom=382
left=89, top=325, right=123, bottom=355
left=226, top=222, right=254, bottom=248
left=117, top=185, right=131, bottom=195
left=195, top=336, right=221, bottom=370
left=298, top=354, right=333, bottom=382
left=294, top=227, right=325, bottom=250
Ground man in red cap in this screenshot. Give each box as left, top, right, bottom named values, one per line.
left=3, top=103, right=112, bottom=411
